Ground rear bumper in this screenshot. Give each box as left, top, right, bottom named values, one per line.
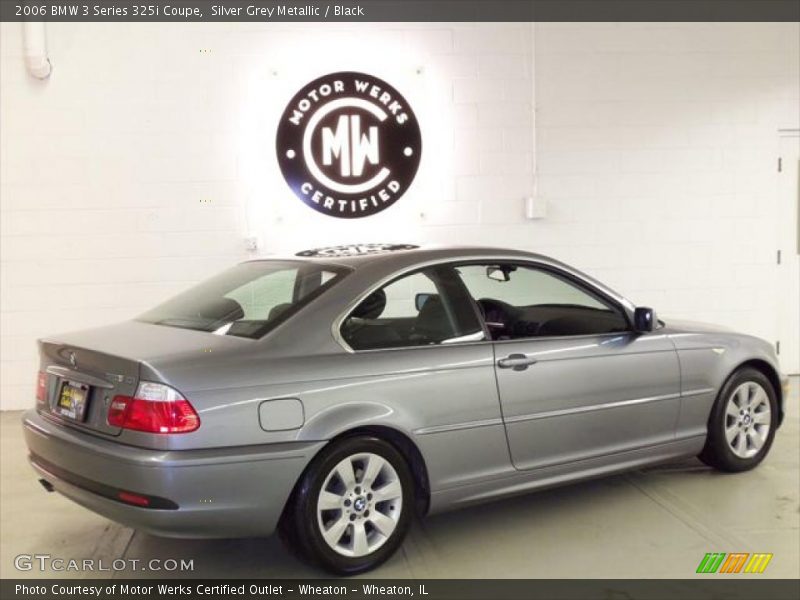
left=23, top=409, right=324, bottom=538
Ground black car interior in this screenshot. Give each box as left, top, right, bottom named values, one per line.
left=343, top=291, right=467, bottom=350
left=342, top=263, right=630, bottom=350
left=477, top=298, right=628, bottom=340
left=342, top=266, right=483, bottom=350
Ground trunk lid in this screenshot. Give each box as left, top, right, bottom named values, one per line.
left=39, top=340, right=139, bottom=436
left=37, top=320, right=249, bottom=436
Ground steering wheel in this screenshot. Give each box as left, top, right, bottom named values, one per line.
left=477, top=298, right=515, bottom=338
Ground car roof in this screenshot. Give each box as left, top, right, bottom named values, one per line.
left=246, top=243, right=634, bottom=310
left=248, top=243, right=552, bottom=269
left=242, top=243, right=638, bottom=349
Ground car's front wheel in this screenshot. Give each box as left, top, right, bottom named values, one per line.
left=699, top=367, right=778, bottom=472
left=283, top=436, right=413, bottom=575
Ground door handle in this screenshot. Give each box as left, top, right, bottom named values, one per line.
left=497, top=353, right=538, bottom=371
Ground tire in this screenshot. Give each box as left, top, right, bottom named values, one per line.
left=699, top=367, right=778, bottom=472
left=281, top=436, right=414, bottom=575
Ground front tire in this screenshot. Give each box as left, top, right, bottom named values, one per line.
left=699, top=367, right=778, bottom=472
left=283, top=436, right=413, bottom=575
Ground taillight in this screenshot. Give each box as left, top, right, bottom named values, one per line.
left=118, top=490, right=150, bottom=507
left=108, top=382, right=199, bottom=434
left=36, top=371, right=47, bottom=403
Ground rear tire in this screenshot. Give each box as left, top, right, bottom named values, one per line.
left=699, top=367, right=777, bottom=472
left=281, top=436, right=413, bottom=575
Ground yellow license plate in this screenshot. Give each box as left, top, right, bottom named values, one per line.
left=56, top=380, right=90, bottom=421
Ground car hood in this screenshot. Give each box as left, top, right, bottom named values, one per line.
left=660, top=318, right=735, bottom=335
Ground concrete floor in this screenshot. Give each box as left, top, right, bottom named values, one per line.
left=2, top=378, right=798, bottom=579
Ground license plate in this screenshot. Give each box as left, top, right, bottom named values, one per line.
left=55, top=380, right=90, bottom=421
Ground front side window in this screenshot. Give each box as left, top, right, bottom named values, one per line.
left=138, top=261, right=347, bottom=339
left=341, top=266, right=483, bottom=350
left=457, top=264, right=629, bottom=340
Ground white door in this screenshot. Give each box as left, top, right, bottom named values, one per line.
left=777, top=133, right=800, bottom=374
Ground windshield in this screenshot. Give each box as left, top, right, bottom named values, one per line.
left=137, top=260, right=348, bottom=339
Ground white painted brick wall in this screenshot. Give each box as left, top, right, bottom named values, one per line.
left=1, top=22, right=798, bottom=410
left=533, top=22, right=799, bottom=353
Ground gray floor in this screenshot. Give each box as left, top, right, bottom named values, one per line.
left=2, top=379, right=798, bottom=579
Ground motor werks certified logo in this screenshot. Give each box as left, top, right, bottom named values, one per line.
left=276, top=72, right=422, bottom=218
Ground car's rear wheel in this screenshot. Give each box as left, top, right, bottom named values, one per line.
left=283, top=436, right=413, bottom=574
left=699, top=367, right=778, bottom=472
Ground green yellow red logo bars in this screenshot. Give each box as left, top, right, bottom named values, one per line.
left=696, top=552, right=773, bottom=574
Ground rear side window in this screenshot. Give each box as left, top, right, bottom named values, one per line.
left=341, top=266, right=484, bottom=351
left=138, top=261, right=347, bottom=339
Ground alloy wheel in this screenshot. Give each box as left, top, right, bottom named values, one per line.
left=724, top=381, right=772, bottom=459
left=316, top=452, right=403, bottom=557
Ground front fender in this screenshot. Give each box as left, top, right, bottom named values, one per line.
left=670, top=331, right=785, bottom=434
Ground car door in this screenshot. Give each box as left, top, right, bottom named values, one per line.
left=337, top=264, right=509, bottom=490
left=457, top=262, right=681, bottom=471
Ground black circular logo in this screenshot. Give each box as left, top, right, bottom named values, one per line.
left=276, top=72, right=422, bottom=219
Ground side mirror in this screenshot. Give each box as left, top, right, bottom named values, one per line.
left=415, top=293, right=433, bottom=312
left=634, top=307, right=657, bottom=332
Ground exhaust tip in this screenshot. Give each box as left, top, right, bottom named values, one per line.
left=39, top=479, right=55, bottom=492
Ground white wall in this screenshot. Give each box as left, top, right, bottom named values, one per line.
left=535, top=23, right=799, bottom=340
left=1, top=22, right=798, bottom=410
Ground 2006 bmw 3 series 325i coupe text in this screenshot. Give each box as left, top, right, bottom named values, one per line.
left=24, top=244, right=788, bottom=574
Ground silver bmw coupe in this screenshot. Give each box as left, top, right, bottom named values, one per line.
left=24, top=244, right=788, bottom=574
